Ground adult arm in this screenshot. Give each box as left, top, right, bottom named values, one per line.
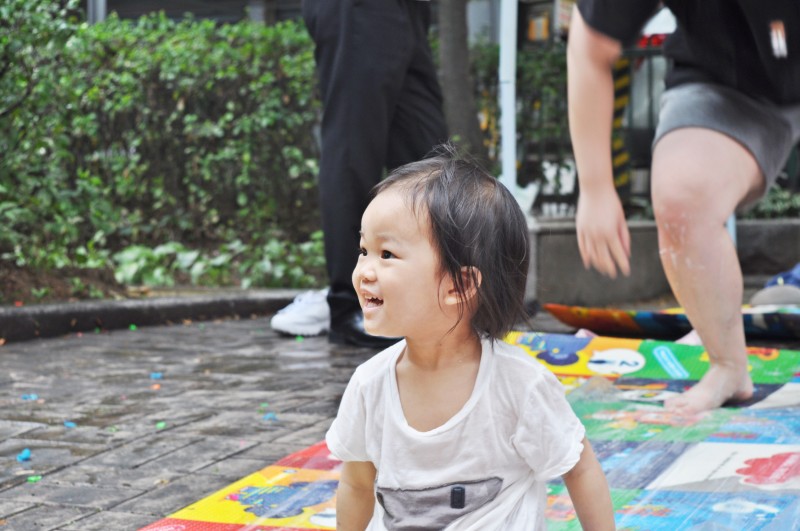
left=562, top=437, right=615, bottom=530
left=336, top=460, right=377, bottom=531
left=567, top=6, right=630, bottom=278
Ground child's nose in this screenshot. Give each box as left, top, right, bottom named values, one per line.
left=353, top=259, right=377, bottom=284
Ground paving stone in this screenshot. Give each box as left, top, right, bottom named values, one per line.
left=113, top=474, right=234, bottom=516
left=0, top=499, right=34, bottom=518
left=0, top=505, right=94, bottom=531
left=195, top=457, right=270, bottom=479
left=136, top=436, right=259, bottom=475
left=0, top=481, right=143, bottom=510
left=59, top=510, right=156, bottom=530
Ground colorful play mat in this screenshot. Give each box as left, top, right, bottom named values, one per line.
left=140, top=332, right=800, bottom=530
left=545, top=303, right=800, bottom=340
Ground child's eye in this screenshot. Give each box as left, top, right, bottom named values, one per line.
left=381, top=250, right=394, bottom=259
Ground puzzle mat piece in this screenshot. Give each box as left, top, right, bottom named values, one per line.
left=140, top=334, right=800, bottom=531
left=544, top=303, right=800, bottom=340
left=506, top=331, right=800, bottom=388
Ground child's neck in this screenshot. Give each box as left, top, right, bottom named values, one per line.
left=395, top=328, right=483, bottom=432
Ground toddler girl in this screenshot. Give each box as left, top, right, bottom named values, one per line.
left=327, top=147, right=615, bottom=530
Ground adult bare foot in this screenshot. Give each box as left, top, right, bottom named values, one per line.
left=664, top=364, right=754, bottom=414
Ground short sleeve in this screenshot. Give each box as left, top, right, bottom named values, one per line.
left=577, top=0, right=661, bottom=46
left=325, top=371, right=371, bottom=463
left=511, top=369, right=586, bottom=481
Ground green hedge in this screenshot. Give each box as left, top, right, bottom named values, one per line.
left=1, top=1, right=322, bottom=287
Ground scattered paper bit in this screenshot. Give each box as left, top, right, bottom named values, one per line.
left=76, top=332, right=83, bottom=338
left=156, top=421, right=167, bottom=430
left=63, top=421, right=77, bottom=429
left=0, top=338, right=6, bottom=346
left=150, top=383, right=161, bottom=391
left=295, top=335, right=304, bottom=342
left=16, top=448, right=31, bottom=462
left=228, top=493, right=240, bottom=501
left=150, top=372, right=163, bottom=380
left=107, top=426, right=119, bottom=433
left=21, top=394, right=39, bottom=401
left=129, top=324, right=137, bottom=331
left=262, top=412, right=278, bottom=421
left=27, top=475, right=42, bottom=483
left=14, top=301, right=23, bottom=307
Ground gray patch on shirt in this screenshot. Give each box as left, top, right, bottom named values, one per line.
left=376, top=477, right=503, bottom=530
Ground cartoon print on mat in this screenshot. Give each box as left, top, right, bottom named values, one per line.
left=736, top=452, right=800, bottom=490
left=514, top=332, right=588, bottom=366
left=587, top=348, right=646, bottom=376
left=231, top=479, right=338, bottom=519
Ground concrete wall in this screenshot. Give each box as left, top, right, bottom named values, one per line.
left=527, top=218, right=800, bottom=306
left=527, top=219, right=669, bottom=306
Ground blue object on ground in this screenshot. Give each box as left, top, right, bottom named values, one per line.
left=765, top=263, right=800, bottom=288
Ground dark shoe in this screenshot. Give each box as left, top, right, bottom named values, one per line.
left=328, top=311, right=401, bottom=349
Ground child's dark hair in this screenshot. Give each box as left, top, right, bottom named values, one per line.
left=371, top=144, right=530, bottom=339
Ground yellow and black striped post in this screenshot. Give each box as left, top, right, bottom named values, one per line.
left=611, top=57, right=632, bottom=199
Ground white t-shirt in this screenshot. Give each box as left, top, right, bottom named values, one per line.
left=326, top=338, right=586, bottom=530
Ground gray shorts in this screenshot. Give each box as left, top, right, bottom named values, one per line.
left=654, top=82, right=800, bottom=191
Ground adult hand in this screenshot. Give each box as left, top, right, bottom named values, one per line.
left=575, top=187, right=631, bottom=278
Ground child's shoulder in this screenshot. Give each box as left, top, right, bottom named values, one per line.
left=488, top=340, right=556, bottom=382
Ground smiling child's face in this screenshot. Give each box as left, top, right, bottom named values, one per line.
left=352, top=188, right=454, bottom=339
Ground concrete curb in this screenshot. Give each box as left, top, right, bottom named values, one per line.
left=0, top=289, right=300, bottom=343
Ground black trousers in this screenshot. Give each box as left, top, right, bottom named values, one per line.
left=302, top=0, right=448, bottom=325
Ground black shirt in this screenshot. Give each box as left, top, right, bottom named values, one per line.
left=578, top=0, right=800, bottom=104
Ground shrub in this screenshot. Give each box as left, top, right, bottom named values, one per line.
left=1, top=5, right=321, bottom=288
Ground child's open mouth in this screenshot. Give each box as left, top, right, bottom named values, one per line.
left=364, top=296, right=384, bottom=308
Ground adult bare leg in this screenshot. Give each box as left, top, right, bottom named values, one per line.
left=651, top=128, right=764, bottom=413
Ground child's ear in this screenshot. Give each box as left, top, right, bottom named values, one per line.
left=444, top=266, right=482, bottom=305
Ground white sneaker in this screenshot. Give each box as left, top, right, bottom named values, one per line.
left=270, top=289, right=330, bottom=336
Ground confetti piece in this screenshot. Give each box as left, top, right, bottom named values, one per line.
left=63, top=421, right=76, bottom=429
left=150, top=372, right=163, bottom=380
left=21, top=394, right=39, bottom=401
left=107, top=426, right=119, bottom=433
left=262, top=412, right=278, bottom=421
left=150, top=383, right=161, bottom=391
left=94, top=328, right=101, bottom=334
left=0, top=338, right=6, bottom=346
left=16, top=448, right=31, bottom=462
left=295, top=335, right=304, bottom=342
left=27, top=475, right=42, bottom=483
left=76, top=332, right=83, bottom=338
left=228, top=493, right=240, bottom=501
left=156, top=421, right=167, bottom=430
left=14, top=301, right=23, bottom=307
left=260, top=402, right=269, bottom=408
left=129, top=324, right=137, bottom=331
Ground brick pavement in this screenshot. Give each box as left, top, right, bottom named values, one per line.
left=0, top=305, right=369, bottom=529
